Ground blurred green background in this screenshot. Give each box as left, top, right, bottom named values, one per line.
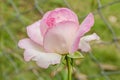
left=0, top=0, right=120, bottom=80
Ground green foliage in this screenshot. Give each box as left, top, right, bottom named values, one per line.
left=67, top=51, right=84, bottom=59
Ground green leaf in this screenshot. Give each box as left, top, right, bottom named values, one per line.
left=61, top=55, right=67, bottom=65
left=67, top=51, right=84, bottom=59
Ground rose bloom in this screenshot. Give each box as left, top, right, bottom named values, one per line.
left=18, top=8, right=100, bottom=68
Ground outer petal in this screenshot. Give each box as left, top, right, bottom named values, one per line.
left=18, top=38, right=43, bottom=51
left=24, top=49, right=61, bottom=68
left=51, top=8, right=79, bottom=24
left=79, top=33, right=100, bottom=52
left=40, top=11, right=52, bottom=36
left=44, top=21, right=79, bottom=54
left=70, top=13, right=94, bottom=53
left=27, top=20, right=43, bottom=45
left=18, top=38, right=61, bottom=68
left=40, top=8, right=79, bottom=36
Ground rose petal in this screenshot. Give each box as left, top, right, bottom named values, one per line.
left=18, top=38, right=61, bottom=68
left=79, top=41, right=91, bottom=52
left=40, top=8, right=79, bottom=36
left=79, top=33, right=100, bottom=52
left=80, top=33, right=100, bottom=41
left=18, top=38, right=43, bottom=51
left=27, top=20, right=43, bottom=45
left=24, top=49, right=61, bottom=68
left=44, top=21, right=79, bottom=54
left=52, top=8, right=79, bottom=24
left=40, top=11, right=52, bottom=36
left=70, top=13, right=94, bottom=53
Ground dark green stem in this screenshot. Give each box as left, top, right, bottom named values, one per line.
left=66, top=56, right=72, bottom=80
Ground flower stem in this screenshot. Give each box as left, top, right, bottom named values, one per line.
left=66, top=56, right=72, bottom=80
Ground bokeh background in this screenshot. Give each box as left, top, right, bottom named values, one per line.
left=0, top=0, right=120, bottom=80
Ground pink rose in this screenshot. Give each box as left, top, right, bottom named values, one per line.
left=18, top=8, right=100, bottom=68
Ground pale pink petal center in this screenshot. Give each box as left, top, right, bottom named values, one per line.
left=43, top=21, right=79, bottom=54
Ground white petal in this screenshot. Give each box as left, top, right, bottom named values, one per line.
left=80, top=33, right=100, bottom=41
left=24, top=49, right=61, bottom=68
left=79, top=40, right=91, bottom=52
left=79, top=33, right=100, bottom=52
left=18, top=38, right=43, bottom=51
